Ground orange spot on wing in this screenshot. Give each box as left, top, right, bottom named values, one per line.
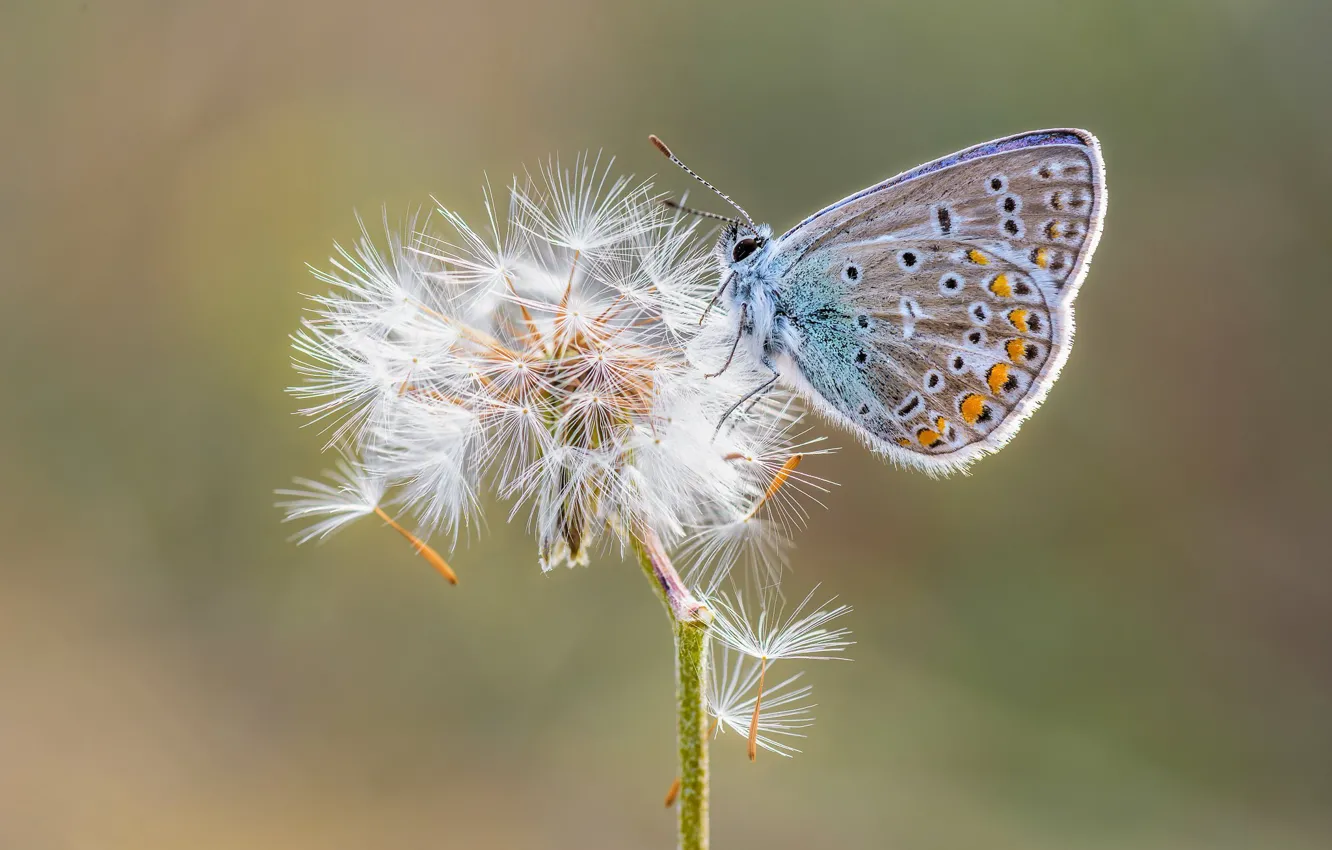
left=967, top=249, right=989, bottom=265
left=1008, top=309, right=1030, bottom=333
left=896, top=437, right=913, bottom=448
left=987, top=363, right=1010, bottom=394
left=917, top=416, right=950, bottom=448
left=960, top=393, right=986, bottom=425
left=1045, top=221, right=1061, bottom=240
left=1006, top=339, right=1026, bottom=362
left=1034, top=248, right=1050, bottom=268
left=988, top=274, right=1012, bottom=297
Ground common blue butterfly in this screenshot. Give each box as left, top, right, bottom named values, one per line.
left=651, top=130, right=1106, bottom=474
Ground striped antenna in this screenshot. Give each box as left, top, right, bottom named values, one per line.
left=662, top=198, right=740, bottom=225
left=649, top=135, right=756, bottom=230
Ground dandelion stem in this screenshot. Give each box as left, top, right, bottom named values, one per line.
left=664, top=716, right=719, bottom=807
left=373, top=506, right=459, bottom=584
left=631, top=526, right=711, bottom=850
left=673, top=614, right=710, bottom=850
left=633, top=525, right=707, bottom=623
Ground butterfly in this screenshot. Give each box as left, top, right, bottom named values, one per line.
left=650, top=130, right=1106, bottom=474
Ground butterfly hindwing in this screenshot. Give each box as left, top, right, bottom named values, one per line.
left=772, top=130, right=1105, bottom=473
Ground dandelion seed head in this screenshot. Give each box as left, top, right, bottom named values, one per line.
left=283, top=154, right=831, bottom=577
left=279, top=161, right=857, bottom=758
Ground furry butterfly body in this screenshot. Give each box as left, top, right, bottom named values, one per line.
left=683, top=129, right=1106, bottom=474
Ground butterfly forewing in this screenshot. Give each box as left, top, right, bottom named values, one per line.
left=773, top=130, right=1105, bottom=473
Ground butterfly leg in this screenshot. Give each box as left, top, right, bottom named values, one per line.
left=698, top=271, right=735, bottom=325
left=741, top=372, right=777, bottom=416
left=740, top=357, right=780, bottom=416
left=705, top=302, right=746, bottom=379
left=712, top=359, right=779, bottom=441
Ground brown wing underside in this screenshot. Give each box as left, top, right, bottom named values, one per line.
left=778, top=132, right=1105, bottom=471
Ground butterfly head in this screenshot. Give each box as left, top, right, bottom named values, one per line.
left=717, top=221, right=773, bottom=272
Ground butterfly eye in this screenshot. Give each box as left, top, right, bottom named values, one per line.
left=732, top=238, right=760, bottom=263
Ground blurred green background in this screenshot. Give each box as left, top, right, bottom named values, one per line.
left=3, top=1, right=1330, bottom=847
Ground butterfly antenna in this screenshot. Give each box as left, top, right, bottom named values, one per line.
left=662, top=198, right=740, bottom=224
left=649, top=135, right=756, bottom=230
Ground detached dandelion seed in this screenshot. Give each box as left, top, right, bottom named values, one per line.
left=706, top=645, right=817, bottom=758
left=708, top=587, right=852, bottom=761
left=708, top=586, right=855, bottom=663
left=747, top=656, right=767, bottom=761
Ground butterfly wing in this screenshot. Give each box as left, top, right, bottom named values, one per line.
left=769, top=129, right=1106, bottom=473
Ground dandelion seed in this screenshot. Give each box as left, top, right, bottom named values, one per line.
left=678, top=513, right=794, bottom=596
left=706, top=645, right=816, bottom=758
left=707, top=586, right=851, bottom=756
left=514, top=153, right=651, bottom=254
left=663, top=776, right=681, bottom=807
left=745, top=454, right=803, bottom=521
left=371, top=506, right=458, bottom=584
left=747, top=656, right=767, bottom=761
left=276, top=458, right=385, bottom=544
left=708, top=586, right=854, bottom=663
left=277, top=459, right=457, bottom=583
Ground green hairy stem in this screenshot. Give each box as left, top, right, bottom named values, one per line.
left=631, top=527, right=711, bottom=850
left=673, top=615, right=710, bottom=850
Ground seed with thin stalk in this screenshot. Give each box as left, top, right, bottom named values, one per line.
left=744, top=454, right=803, bottom=521
left=372, top=506, right=458, bottom=584
left=276, top=460, right=459, bottom=584
left=708, top=586, right=854, bottom=663
left=707, top=587, right=852, bottom=761
left=705, top=645, right=818, bottom=758
left=747, top=656, right=767, bottom=761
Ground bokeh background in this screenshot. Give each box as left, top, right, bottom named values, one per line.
left=3, top=1, right=1331, bottom=847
